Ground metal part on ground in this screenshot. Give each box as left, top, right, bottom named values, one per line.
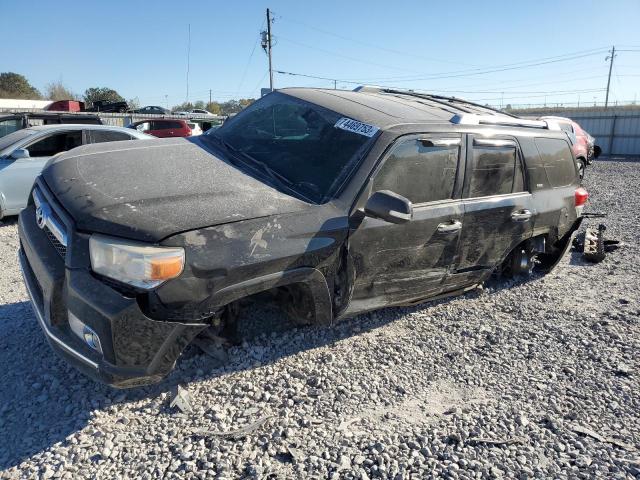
left=572, top=224, right=621, bottom=263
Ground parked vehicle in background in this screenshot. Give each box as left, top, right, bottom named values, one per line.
left=0, top=125, right=151, bottom=218
left=132, top=106, right=171, bottom=115
left=539, top=116, right=600, bottom=179
left=17, top=87, right=586, bottom=387
left=128, top=119, right=192, bottom=138
left=173, top=111, right=190, bottom=116
left=190, top=109, right=216, bottom=117
left=187, top=122, right=202, bottom=136
left=86, top=100, right=129, bottom=113
left=45, top=100, right=85, bottom=112
left=0, top=112, right=102, bottom=138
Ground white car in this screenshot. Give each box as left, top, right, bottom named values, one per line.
left=189, top=109, right=216, bottom=117
left=187, top=122, right=203, bottom=136
left=0, top=125, right=152, bottom=219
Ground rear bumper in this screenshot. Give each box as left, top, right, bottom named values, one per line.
left=18, top=206, right=205, bottom=388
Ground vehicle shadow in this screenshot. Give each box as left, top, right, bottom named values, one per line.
left=0, top=216, right=18, bottom=227
left=0, top=272, right=526, bottom=470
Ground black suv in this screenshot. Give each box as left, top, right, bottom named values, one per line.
left=18, top=88, right=587, bottom=387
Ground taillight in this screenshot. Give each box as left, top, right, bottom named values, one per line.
left=575, top=187, right=589, bottom=206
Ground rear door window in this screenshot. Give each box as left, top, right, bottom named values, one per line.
left=534, top=137, right=576, bottom=187
left=27, top=131, right=83, bottom=157
left=152, top=121, right=181, bottom=130
left=468, top=141, right=525, bottom=197
left=90, top=130, right=133, bottom=143
left=373, top=137, right=460, bottom=204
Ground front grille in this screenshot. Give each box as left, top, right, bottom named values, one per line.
left=45, top=227, right=67, bottom=258
left=32, top=185, right=68, bottom=259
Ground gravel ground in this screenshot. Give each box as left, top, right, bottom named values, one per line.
left=1, top=160, right=639, bottom=479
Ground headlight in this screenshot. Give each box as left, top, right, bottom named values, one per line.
left=89, top=234, right=185, bottom=290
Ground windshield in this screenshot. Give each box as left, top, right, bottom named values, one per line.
left=0, top=128, right=33, bottom=152
left=211, top=92, right=376, bottom=203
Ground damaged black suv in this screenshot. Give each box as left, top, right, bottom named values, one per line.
left=18, top=87, right=587, bottom=387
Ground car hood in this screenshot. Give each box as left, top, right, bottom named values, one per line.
left=42, top=137, right=311, bottom=242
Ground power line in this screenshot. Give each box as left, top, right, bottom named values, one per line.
left=250, top=70, right=270, bottom=96
left=276, top=69, right=607, bottom=98
left=277, top=14, right=478, bottom=67
left=277, top=36, right=423, bottom=74
left=235, top=17, right=266, bottom=96
left=344, top=49, right=610, bottom=83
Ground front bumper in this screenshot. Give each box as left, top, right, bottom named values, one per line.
left=18, top=204, right=205, bottom=388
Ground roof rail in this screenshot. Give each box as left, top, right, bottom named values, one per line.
left=451, top=113, right=560, bottom=130
left=352, top=85, right=384, bottom=93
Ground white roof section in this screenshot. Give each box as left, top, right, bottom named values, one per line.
left=0, top=99, right=53, bottom=110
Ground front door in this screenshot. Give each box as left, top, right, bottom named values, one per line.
left=345, top=134, right=465, bottom=315
left=446, top=135, right=535, bottom=289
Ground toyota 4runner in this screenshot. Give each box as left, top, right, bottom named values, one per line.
left=18, top=87, right=587, bottom=387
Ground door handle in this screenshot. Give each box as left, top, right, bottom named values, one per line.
left=511, top=209, right=533, bottom=222
left=437, top=220, right=462, bottom=233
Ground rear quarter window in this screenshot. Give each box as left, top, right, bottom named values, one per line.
left=534, top=137, right=576, bottom=187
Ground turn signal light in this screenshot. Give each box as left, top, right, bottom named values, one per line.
left=150, top=256, right=184, bottom=280
left=575, top=187, right=589, bottom=207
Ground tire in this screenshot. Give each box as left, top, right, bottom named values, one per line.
left=577, top=159, right=586, bottom=180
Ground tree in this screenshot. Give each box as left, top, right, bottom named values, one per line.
left=172, top=102, right=194, bottom=112
left=45, top=80, right=78, bottom=101
left=193, top=100, right=206, bottom=110
left=83, top=87, right=125, bottom=106
left=128, top=97, right=141, bottom=110
left=0, top=72, right=42, bottom=99
left=219, top=98, right=255, bottom=115
left=206, top=102, right=222, bottom=115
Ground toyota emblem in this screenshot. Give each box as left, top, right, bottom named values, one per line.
left=35, top=206, right=46, bottom=229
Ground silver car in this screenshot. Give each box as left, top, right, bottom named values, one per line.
left=0, top=124, right=151, bottom=219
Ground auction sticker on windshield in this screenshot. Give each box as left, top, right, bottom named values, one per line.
left=334, top=117, right=379, bottom=137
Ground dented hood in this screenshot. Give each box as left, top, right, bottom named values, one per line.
left=42, top=137, right=310, bottom=242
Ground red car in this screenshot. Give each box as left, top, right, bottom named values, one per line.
left=540, top=116, right=599, bottom=179
left=128, top=119, right=192, bottom=138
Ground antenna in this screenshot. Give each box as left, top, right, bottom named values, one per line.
left=186, top=24, right=191, bottom=102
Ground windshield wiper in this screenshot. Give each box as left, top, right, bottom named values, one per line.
left=215, top=136, right=307, bottom=199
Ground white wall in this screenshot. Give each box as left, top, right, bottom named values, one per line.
left=0, top=99, right=53, bottom=110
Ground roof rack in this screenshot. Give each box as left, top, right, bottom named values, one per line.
left=352, top=85, right=562, bottom=130
left=451, top=113, right=560, bottom=130
left=353, top=86, right=519, bottom=118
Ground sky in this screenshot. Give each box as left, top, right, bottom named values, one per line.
left=1, top=0, right=639, bottom=109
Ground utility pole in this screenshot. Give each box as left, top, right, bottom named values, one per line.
left=209, top=89, right=212, bottom=105
left=605, top=45, right=616, bottom=108
left=334, top=80, right=337, bottom=90
left=165, top=94, right=168, bottom=109
left=261, top=9, right=274, bottom=91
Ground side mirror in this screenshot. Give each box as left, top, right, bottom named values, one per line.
left=11, top=148, right=30, bottom=159
left=364, top=190, right=413, bottom=224
left=593, top=145, right=602, bottom=159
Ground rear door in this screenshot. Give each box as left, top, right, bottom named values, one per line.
left=446, top=135, right=534, bottom=289
left=346, top=134, right=465, bottom=313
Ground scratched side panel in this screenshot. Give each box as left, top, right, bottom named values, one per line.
left=150, top=203, right=348, bottom=318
